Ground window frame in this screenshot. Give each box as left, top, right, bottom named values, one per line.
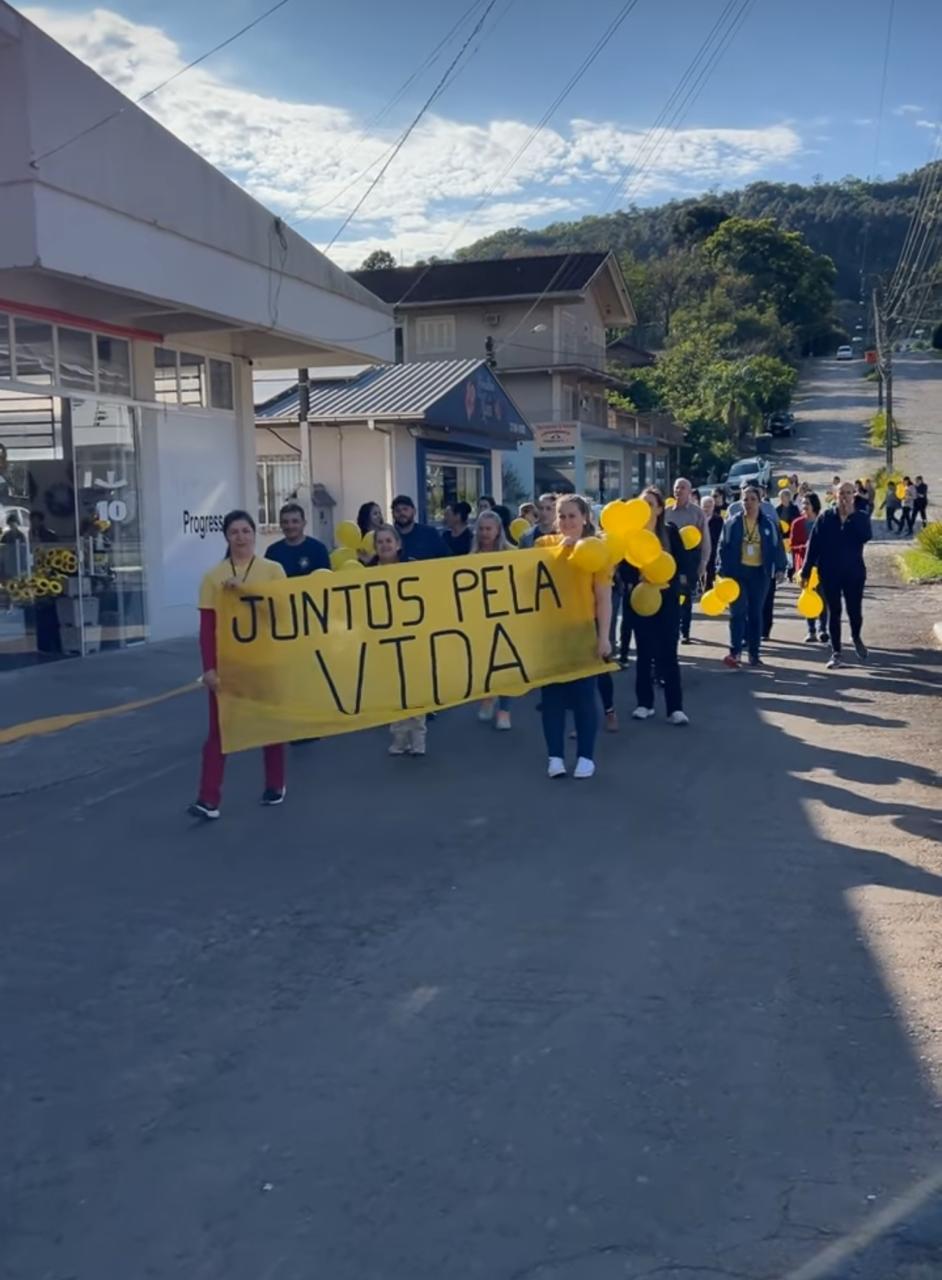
left=256, top=455, right=302, bottom=528
left=1, top=310, right=132, bottom=399
left=415, top=315, right=456, bottom=355
left=151, top=346, right=236, bottom=412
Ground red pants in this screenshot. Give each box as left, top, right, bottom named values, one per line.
left=199, top=692, right=285, bottom=808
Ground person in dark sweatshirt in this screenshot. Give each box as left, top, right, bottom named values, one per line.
left=801, top=480, right=872, bottom=670
left=391, top=494, right=445, bottom=560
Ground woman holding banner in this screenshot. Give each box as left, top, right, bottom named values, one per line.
left=473, top=510, right=515, bottom=731
left=541, top=495, right=612, bottom=780
left=374, top=525, right=427, bottom=756
left=189, top=510, right=288, bottom=822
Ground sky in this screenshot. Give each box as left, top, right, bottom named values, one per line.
left=21, top=0, right=942, bottom=269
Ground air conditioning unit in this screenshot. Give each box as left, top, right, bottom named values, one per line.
left=484, top=312, right=501, bottom=327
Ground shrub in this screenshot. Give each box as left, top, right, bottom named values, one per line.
left=868, top=410, right=901, bottom=448
left=916, top=521, right=942, bottom=559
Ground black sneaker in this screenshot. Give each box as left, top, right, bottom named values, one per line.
left=854, top=638, right=869, bottom=663
left=188, top=799, right=220, bottom=821
left=680, top=635, right=691, bottom=645
left=260, top=788, right=286, bottom=807
left=804, top=633, right=818, bottom=644
left=818, top=631, right=829, bottom=642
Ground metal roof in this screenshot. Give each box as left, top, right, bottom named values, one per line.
left=257, top=359, right=486, bottom=422
left=351, top=253, right=611, bottom=306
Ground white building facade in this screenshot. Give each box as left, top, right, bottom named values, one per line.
left=0, top=3, right=391, bottom=668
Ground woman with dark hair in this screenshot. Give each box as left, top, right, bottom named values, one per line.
left=472, top=511, right=516, bottom=730
left=493, top=502, right=517, bottom=545
left=357, top=501, right=384, bottom=536
left=790, top=492, right=828, bottom=642
left=189, top=510, right=288, bottom=821
left=704, top=491, right=725, bottom=590
left=717, top=486, right=786, bottom=670
left=539, top=494, right=612, bottom=779
left=623, top=487, right=688, bottom=724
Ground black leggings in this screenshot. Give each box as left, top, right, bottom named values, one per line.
left=634, top=605, right=682, bottom=714
left=821, top=575, right=865, bottom=654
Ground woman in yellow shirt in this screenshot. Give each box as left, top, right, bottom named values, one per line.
left=189, top=510, right=287, bottom=821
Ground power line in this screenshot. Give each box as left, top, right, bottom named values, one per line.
left=30, top=0, right=293, bottom=169
left=324, top=0, right=499, bottom=251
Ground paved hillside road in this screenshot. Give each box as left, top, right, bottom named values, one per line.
left=1, top=356, right=941, bottom=1280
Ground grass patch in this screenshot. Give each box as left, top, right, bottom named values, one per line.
left=898, top=549, right=942, bottom=582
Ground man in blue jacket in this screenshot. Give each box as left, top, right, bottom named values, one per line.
left=718, top=485, right=786, bottom=669
left=801, top=480, right=872, bottom=669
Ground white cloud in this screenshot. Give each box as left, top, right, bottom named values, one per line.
left=23, top=5, right=804, bottom=267
left=893, top=103, right=926, bottom=116
left=916, top=119, right=941, bottom=130
left=852, top=117, right=874, bottom=127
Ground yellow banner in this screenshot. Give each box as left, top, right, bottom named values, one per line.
left=216, top=549, right=608, bottom=752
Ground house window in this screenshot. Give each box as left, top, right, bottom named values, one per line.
left=562, top=384, right=576, bottom=419
left=415, top=316, right=455, bottom=355
left=210, top=359, right=234, bottom=410
left=257, top=457, right=301, bottom=526
left=96, top=336, right=132, bottom=398
left=13, top=319, right=55, bottom=385
left=0, top=313, right=131, bottom=397
left=57, top=327, right=96, bottom=392
left=153, top=347, right=235, bottom=411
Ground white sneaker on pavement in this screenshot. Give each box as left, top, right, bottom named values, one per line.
left=667, top=710, right=689, bottom=725
left=547, top=756, right=567, bottom=779
left=573, top=757, right=596, bottom=780
left=632, top=706, right=655, bottom=720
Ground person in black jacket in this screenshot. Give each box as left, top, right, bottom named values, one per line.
left=802, top=480, right=872, bottom=670
left=624, top=486, right=688, bottom=725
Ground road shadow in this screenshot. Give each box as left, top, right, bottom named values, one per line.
left=1, top=631, right=941, bottom=1279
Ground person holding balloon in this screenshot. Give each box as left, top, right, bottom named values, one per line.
left=356, top=501, right=385, bottom=562
left=540, top=495, right=613, bottom=779
left=717, top=486, right=786, bottom=670
left=622, top=486, right=688, bottom=725
left=472, top=510, right=517, bottom=731
left=371, top=525, right=427, bottom=755
left=665, top=478, right=711, bottom=644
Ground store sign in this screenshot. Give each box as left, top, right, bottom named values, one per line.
left=533, top=422, right=579, bottom=455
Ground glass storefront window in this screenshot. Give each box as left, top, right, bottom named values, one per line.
left=585, top=458, right=622, bottom=502
left=0, top=392, right=146, bottom=668
left=13, top=319, right=55, bottom=385
left=424, top=454, right=486, bottom=525
left=57, top=327, right=96, bottom=392
left=96, top=336, right=131, bottom=398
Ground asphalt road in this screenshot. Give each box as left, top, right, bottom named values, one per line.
left=2, top=359, right=941, bottom=1280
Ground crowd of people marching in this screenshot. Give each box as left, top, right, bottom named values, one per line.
left=189, top=466, right=919, bottom=817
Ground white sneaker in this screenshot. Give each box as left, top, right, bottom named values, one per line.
left=547, top=756, right=567, bottom=779
left=826, top=654, right=844, bottom=670
left=667, top=710, right=689, bottom=726
left=573, top=757, right=596, bottom=780
left=632, top=706, right=656, bottom=720
left=495, top=709, right=512, bottom=731
left=477, top=699, right=495, bottom=722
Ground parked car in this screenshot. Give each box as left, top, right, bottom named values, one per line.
left=767, top=411, right=795, bottom=438
left=724, top=456, right=772, bottom=500
left=835, top=345, right=853, bottom=361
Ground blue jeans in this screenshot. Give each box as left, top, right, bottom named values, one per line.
left=541, top=677, right=597, bottom=760
left=729, top=568, right=770, bottom=661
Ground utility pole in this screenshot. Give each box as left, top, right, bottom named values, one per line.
left=872, top=287, right=894, bottom=471
left=297, top=366, right=312, bottom=525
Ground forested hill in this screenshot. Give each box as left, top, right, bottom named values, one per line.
left=455, top=165, right=938, bottom=300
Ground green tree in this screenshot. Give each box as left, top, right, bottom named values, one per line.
left=359, top=249, right=397, bottom=271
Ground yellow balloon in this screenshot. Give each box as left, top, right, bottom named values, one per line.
left=665, top=497, right=676, bottom=509
left=623, top=528, right=661, bottom=568
left=330, top=546, right=358, bottom=569
left=570, top=536, right=609, bottom=573
left=797, top=588, right=823, bottom=619
left=895, top=482, right=906, bottom=500
left=779, top=519, right=790, bottom=534
left=336, top=520, right=362, bottom=550
left=808, top=566, right=820, bottom=590
left=714, top=577, right=740, bottom=605
left=643, top=551, right=677, bottom=585
left=679, top=525, right=702, bottom=551
left=630, top=582, right=662, bottom=617
left=679, top=594, right=687, bottom=605
left=778, top=477, right=789, bottom=489
left=359, top=530, right=376, bottom=555
left=700, top=589, right=726, bottom=616
left=509, top=517, right=531, bottom=542
left=310, top=567, right=334, bottom=580
left=603, top=532, right=627, bottom=565
left=338, top=557, right=366, bottom=574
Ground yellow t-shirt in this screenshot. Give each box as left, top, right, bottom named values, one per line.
left=740, top=518, right=762, bottom=568
left=198, top=556, right=285, bottom=610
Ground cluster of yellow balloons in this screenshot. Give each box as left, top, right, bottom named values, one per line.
left=699, top=576, right=740, bottom=616
left=796, top=566, right=823, bottom=618
left=331, top=521, right=376, bottom=572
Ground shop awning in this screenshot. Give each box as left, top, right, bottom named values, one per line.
left=256, top=360, right=532, bottom=449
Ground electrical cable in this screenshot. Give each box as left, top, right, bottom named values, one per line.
left=324, top=0, right=499, bottom=251
left=30, top=0, right=293, bottom=168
